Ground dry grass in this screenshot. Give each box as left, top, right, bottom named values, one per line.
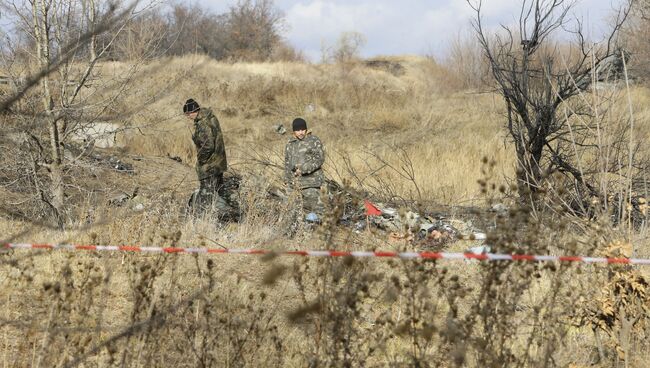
left=3, top=56, right=650, bottom=366
left=114, top=56, right=650, bottom=205
left=112, top=55, right=514, bottom=205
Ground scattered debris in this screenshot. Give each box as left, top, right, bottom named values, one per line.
left=167, top=153, right=182, bottom=163
left=273, top=124, right=286, bottom=135
left=108, top=193, right=130, bottom=206
left=109, top=157, right=134, bottom=173
left=348, top=198, right=486, bottom=250
left=466, top=245, right=491, bottom=255
left=305, top=212, right=319, bottom=223
left=490, top=203, right=508, bottom=214
left=108, top=187, right=139, bottom=207
left=88, top=153, right=134, bottom=174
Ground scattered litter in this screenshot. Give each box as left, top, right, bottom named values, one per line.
left=108, top=188, right=139, bottom=207
left=167, top=154, right=182, bottom=163
left=490, top=203, right=508, bottom=214
left=82, top=151, right=135, bottom=174
left=273, top=124, right=286, bottom=135
left=305, top=212, right=320, bottom=223
left=111, top=158, right=133, bottom=173
left=467, top=245, right=491, bottom=255
left=389, top=232, right=413, bottom=242
left=359, top=199, right=487, bottom=250
left=108, top=193, right=130, bottom=206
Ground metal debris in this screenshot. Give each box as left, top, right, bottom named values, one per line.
left=273, top=124, right=286, bottom=135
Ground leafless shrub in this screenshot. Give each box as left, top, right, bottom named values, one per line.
left=620, top=0, right=650, bottom=82
left=466, top=0, right=649, bottom=223
left=328, top=141, right=423, bottom=206
left=163, top=0, right=295, bottom=62
left=2, top=2, right=650, bottom=367
left=322, top=31, right=366, bottom=64
left=321, top=31, right=367, bottom=76
left=0, top=0, right=178, bottom=229
left=443, top=28, right=491, bottom=90
left=1, top=160, right=650, bottom=366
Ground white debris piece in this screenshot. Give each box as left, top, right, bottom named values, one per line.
left=467, top=245, right=491, bottom=255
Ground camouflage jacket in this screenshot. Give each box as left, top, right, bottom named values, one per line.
left=192, top=108, right=227, bottom=180
left=284, top=133, right=325, bottom=189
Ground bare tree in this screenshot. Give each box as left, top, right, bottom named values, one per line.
left=445, top=29, right=491, bottom=90
left=110, top=5, right=168, bottom=60
left=467, top=0, right=635, bottom=206
left=0, top=0, right=159, bottom=227
left=163, top=0, right=288, bottom=61
left=620, top=0, right=650, bottom=81
left=223, top=0, right=285, bottom=61
left=321, top=31, right=366, bottom=65
left=164, top=3, right=228, bottom=59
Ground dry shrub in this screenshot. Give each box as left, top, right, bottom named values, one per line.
left=442, top=29, right=491, bottom=91
left=99, top=55, right=514, bottom=206
left=621, top=1, right=650, bottom=82
left=580, top=241, right=650, bottom=364
left=3, top=156, right=650, bottom=367
left=5, top=49, right=650, bottom=367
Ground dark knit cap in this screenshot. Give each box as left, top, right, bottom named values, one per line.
left=183, top=98, right=200, bottom=114
left=292, top=118, right=307, bottom=131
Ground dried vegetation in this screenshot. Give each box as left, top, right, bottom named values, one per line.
left=3, top=25, right=650, bottom=368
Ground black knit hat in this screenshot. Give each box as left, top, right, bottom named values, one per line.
left=292, top=118, right=307, bottom=131
left=183, top=98, right=200, bottom=114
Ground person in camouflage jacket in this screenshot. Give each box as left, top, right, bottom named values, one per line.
left=183, top=98, right=232, bottom=215
left=284, top=117, right=325, bottom=214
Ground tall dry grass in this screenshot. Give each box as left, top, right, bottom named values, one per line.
left=3, top=56, right=650, bottom=367
left=2, top=163, right=650, bottom=366
left=109, top=55, right=513, bottom=205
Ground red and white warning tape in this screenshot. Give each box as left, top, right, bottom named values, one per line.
left=2, top=242, right=648, bottom=265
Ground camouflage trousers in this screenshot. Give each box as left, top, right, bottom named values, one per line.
left=190, top=173, right=236, bottom=218
left=283, top=186, right=324, bottom=236
left=298, top=187, right=324, bottom=214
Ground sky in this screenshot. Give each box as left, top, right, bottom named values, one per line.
left=201, top=0, right=627, bottom=61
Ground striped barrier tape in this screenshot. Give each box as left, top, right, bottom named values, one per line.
left=1, top=242, right=647, bottom=265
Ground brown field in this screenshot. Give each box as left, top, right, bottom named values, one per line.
left=3, top=56, right=650, bottom=366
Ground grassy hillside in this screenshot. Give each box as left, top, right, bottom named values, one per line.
left=3, top=56, right=650, bottom=366
left=112, top=55, right=512, bottom=204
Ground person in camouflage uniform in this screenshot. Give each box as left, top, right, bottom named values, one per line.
left=183, top=98, right=233, bottom=216
left=284, top=118, right=325, bottom=215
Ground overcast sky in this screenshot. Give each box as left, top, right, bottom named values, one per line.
left=201, top=0, right=627, bottom=61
